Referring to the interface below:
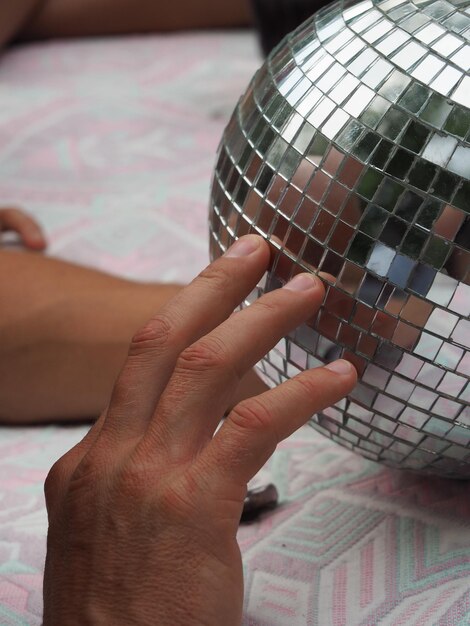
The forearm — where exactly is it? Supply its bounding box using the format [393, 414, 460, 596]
[20, 0, 252, 40]
[0, 0, 45, 47]
[0, 250, 180, 423]
[0, 250, 266, 423]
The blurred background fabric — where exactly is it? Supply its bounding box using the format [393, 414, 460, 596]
[0, 31, 469, 626]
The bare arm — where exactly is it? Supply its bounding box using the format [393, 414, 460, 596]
[0, 0, 45, 47]
[0, 248, 265, 424]
[0, 249, 180, 422]
[19, 0, 252, 40]
[0, 209, 266, 425]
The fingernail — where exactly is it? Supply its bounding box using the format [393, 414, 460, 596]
[325, 359, 354, 375]
[283, 273, 318, 291]
[225, 235, 261, 258]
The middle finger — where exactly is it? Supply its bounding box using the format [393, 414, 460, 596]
[149, 273, 324, 457]
[97, 234, 271, 444]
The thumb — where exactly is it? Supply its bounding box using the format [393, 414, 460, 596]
[0, 207, 47, 250]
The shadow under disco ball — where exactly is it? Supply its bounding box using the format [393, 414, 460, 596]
[209, 0, 470, 477]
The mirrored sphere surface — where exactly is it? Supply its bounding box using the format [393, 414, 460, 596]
[209, 0, 470, 477]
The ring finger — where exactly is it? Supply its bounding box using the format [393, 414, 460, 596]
[148, 272, 325, 457]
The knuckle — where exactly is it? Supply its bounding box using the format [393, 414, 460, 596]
[229, 398, 273, 434]
[177, 335, 230, 374]
[116, 465, 149, 500]
[197, 263, 233, 294]
[116, 448, 165, 501]
[129, 313, 174, 358]
[293, 373, 319, 398]
[44, 459, 65, 502]
[109, 370, 139, 411]
[44, 452, 76, 505]
[68, 450, 103, 489]
[252, 297, 278, 317]
[157, 476, 200, 519]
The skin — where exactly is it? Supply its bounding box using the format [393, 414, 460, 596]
[0, 0, 43, 47]
[21, 0, 252, 38]
[0, 1, 258, 424]
[0, 207, 47, 251]
[43, 234, 357, 625]
[3, 6, 450, 621]
[3, 8, 467, 621]
[0, 209, 265, 423]
[0, 0, 253, 46]
[0, 5, 353, 623]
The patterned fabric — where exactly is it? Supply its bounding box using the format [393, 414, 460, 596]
[0, 32, 469, 626]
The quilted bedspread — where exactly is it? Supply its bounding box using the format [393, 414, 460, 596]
[0, 31, 469, 626]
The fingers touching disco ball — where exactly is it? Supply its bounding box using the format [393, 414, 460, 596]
[209, 0, 470, 477]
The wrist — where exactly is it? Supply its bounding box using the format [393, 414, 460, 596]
[43, 537, 240, 626]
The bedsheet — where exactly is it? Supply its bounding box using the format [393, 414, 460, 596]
[0, 32, 469, 626]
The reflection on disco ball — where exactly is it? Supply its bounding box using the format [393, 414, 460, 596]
[209, 0, 470, 477]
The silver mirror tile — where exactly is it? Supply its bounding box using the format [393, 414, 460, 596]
[210, 0, 470, 477]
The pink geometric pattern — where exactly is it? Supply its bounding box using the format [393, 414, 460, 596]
[0, 33, 469, 626]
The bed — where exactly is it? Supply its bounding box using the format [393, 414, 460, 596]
[0, 30, 469, 625]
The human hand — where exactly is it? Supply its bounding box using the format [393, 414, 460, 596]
[0, 207, 47, 250]
[43, 234, 357, 626]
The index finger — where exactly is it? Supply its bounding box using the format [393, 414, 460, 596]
[99, 235, 271, 443]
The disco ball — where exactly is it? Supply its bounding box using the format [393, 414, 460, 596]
[209, 0, 470, 477]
